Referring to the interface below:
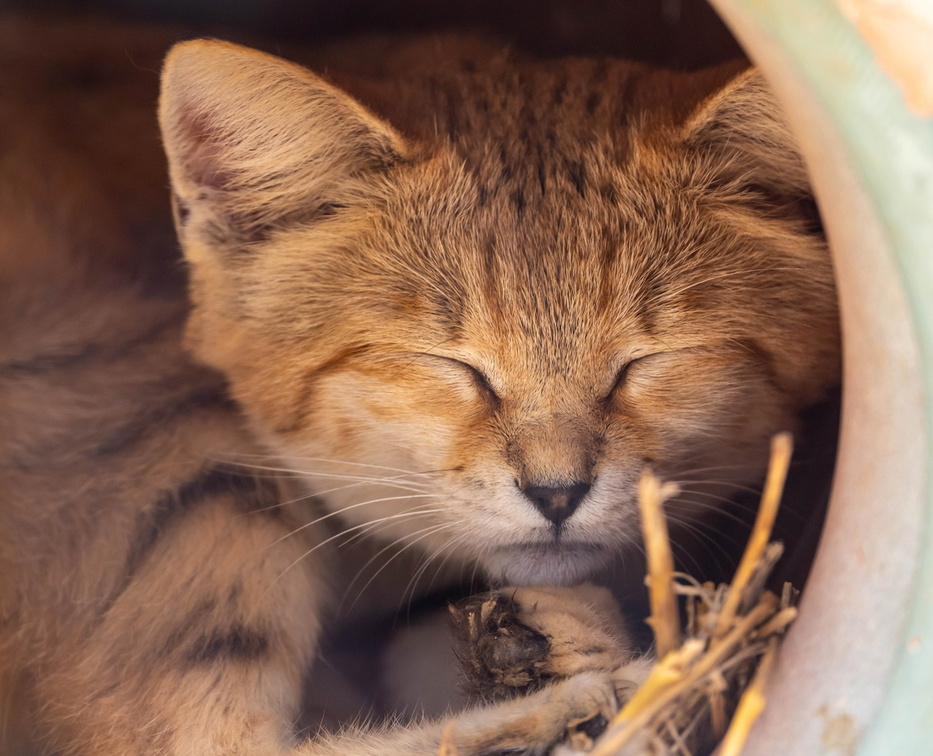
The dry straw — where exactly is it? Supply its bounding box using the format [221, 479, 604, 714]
[589, 432, 798, 756]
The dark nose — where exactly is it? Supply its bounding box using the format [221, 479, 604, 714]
[521, 482, 591, 528]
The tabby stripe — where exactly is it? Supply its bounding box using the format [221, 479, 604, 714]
[127, 465, 283, 575]
[91, 383, 234, 457]
[100, 466, 282, 616]
[183, 624, 270, 666]
[3, 315, 181, 375]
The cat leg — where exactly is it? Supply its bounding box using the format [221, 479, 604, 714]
[25, 486, 326, 756]
[306, 669, 620, 756]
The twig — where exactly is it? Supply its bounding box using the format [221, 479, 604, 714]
[755, 607, 798, 639]
[584, 434, 798, 756]
[715, 638, 778, 756]
[592, 595, 778, 756]
[638, 471, 681, 659]
[713, 433, 793, 639]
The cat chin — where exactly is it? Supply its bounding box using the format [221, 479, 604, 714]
[480, 543, 610, 587]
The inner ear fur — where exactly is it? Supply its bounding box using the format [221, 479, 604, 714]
[682, 68, 812, 203]
[159, 40, 408, 243]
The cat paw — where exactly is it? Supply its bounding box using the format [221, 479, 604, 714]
[450, 584, 649, 705]
[446, 670, 620, 756]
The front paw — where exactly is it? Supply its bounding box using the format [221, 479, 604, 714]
[450, 584, 644, 704]
[450, 590, 553, 702]
[445, 670, 620, 756]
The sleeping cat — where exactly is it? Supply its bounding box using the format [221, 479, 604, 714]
[0, 17, 839, 756]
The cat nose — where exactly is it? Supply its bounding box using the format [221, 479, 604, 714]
[521, 482, 591, 528]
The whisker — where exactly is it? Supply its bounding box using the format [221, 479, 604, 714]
[401, 530, 473, 615]
[266, 507, 447, 599]
[664, 514, 742, 575]
[222, 463, 434, 490]
[662, 522, 712, 577]
[340, 523, 453, 606]
[666, 496, 757, 531]
[668, 461, 767, 476]
[237, 477, 431, 520]
[220, 453, 453, 479]
[672, 478, 763, 497]
[340, 522, 458, 615]
[266, 493, 438, 550]
[673, 488, 807, 525]
[336, 506, 445, 548]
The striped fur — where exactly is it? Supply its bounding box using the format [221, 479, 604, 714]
[1, 18, 839, 756]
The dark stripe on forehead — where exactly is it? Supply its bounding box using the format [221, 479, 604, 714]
[482, 233, 502, 315]
[597, 227, 620, 311]
[430, 288, 466, 339]
[565, 159, 587, 199]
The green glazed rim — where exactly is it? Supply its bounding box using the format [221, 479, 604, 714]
[723, 0, 933, 751]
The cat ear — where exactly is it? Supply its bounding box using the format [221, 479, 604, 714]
[159, 40, 408, 246]
[682, 68, 810, 199]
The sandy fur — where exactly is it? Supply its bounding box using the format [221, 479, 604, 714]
[1, 17, 839, 755]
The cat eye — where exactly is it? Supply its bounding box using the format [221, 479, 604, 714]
[430, 355, 501, 405]
[456, 360, 501, 405]
[602, 354, 652, 402]
[603, 362, 634, 401]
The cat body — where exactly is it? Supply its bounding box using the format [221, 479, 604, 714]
[0, 15, 839, 755]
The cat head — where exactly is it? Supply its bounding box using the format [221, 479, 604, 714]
[159, 40, 839, 586]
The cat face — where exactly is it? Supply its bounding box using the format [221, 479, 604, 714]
[160, 41, 839, 585]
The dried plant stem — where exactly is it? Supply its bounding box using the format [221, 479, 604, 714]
[755, 606, 798, 639]
[592, 594, 779, 756]
[716, 638, 779, 756]
[638, 472, 681, 659]
[713, 433, 793, 639]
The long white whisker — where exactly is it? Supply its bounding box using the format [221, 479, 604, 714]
[674, 487, 807, 525]
[237, 477, 430, 520]
[220, 453, 452, 478]
[266, 493, 438, 550]
[665, 514, 741, 574]
[223, 463, 434, 490]
[340, 521, 454, 603]
[672, 478, 763, 497]
[340, 522, 457, 615]
[266, 507, 445, 598]
[666, 498, 756, 531]
[402, 530, 473, 614]
[336, 506, 445, 548]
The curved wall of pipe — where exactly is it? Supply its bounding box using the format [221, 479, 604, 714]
[706, 1, 933, 753]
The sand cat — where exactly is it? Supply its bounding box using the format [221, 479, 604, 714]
[0, 15, 839, 755]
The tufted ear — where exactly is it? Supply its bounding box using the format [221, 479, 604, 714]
[683, 69, 811, 201]
[158, 40, 408, 248]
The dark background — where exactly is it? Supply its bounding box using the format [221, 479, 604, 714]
[5, 0, 745, 69]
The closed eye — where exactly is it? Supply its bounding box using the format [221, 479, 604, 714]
[431, 356, 501, 405]
[602, 353, 655, 401]
[455, 360, 501, 405]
